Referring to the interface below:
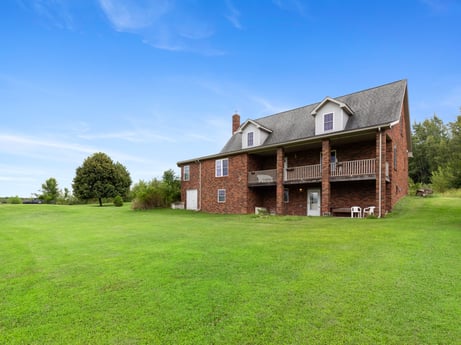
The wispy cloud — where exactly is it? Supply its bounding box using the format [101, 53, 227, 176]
[79, 129, 176, 143]
[419, 0, 459, 13]
[98, 0, 227, 55]
[249, 95, 290, 115]
[19, 0, 75, 30]
[98, 0, 170, 31]
[272, 0, 307, 16]
[225, 0, 242, 30]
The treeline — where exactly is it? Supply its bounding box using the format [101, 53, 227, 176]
[409, 112, 461, 192]
[18, 152, 181, 209]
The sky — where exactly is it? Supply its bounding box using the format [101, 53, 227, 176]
[1, 0, 460, 197]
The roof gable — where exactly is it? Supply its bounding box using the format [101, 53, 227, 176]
[238, 119, 272, 133]
[310, 97, 354, 116]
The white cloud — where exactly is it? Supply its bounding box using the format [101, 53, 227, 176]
[98, 0, 170, 31]
[272, 0, 307, 16]
[225, 0, 242, 30]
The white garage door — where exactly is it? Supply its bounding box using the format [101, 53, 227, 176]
[186, 189, 198, 210]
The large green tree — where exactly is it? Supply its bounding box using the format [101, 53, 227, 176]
[409, 114, 450, 184]
[72, 152, 132, 206]
[39, 177, 60, 204]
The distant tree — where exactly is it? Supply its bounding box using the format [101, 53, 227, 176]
[39, 177, 60, 204]
[447, 114, 461, 188]
[72, 152, 132, 206]
[409, 114, 449, 184]
[161, 169, 181, 205]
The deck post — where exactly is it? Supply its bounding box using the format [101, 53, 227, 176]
[276, 147, 285, 215]
[321, 139, 331, 216]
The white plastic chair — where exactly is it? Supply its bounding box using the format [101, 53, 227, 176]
[351, 206, 362, 218]
[363, 206, 376, 217]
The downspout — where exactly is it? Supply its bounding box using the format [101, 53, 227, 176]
[378, 128, 382, 218]
[195, 159, 202, 211]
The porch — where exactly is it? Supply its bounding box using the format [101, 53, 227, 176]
[248, 158, 379, 186]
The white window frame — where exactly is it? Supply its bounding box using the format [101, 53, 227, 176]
[247, 131, 254, 147]
[323, 112, 334, 132]
[215, 158, 229, 177]
[217, 189, 226, 203]
[183, 165, 190, 181]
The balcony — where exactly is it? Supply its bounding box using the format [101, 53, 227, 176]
[248, 169, 277, 186]
[248, 159, 377, 186]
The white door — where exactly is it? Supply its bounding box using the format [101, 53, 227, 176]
[186, 189, 198, 210]
[307, 189, 321, 216]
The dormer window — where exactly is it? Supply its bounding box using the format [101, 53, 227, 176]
[247, 132, 254, 147]
[324, 113, 334, 131]
[238, 120, 272, 149]
[311, 97, 354, 135]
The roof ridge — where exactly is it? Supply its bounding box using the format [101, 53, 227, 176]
[251, 79, 406, 122]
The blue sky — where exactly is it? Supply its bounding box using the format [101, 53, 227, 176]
[1, 0, 460, 197]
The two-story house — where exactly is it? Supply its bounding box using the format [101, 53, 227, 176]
[177, 80, 411, 217]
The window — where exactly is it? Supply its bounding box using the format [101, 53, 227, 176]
[183, 165, 190, 181]
[324, 112, 334, 131]
[284, 188, 289, 203]
[215, 158, 229, 177]
[217, 189, 226, 203]
[394, 145, 397, 170]
[247, 132, 254, 147]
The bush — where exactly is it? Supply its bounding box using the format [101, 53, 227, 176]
[8, 196, 22, 204]
[113, 195, 124, 207]
[131, 179, 164, 210]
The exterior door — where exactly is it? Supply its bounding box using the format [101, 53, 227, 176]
[307, 189, 321, 216]
[186, 189, 198, 210]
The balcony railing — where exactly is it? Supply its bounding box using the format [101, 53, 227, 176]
[285, 164, 321, 182]
[330, 158, 376, 178]
[249, 159, 378, 185]
[248, 169, 277, 185]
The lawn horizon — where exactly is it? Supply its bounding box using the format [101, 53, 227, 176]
[1, 196, 460, 344]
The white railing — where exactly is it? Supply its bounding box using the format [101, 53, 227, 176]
[330, 158, 376, 177]
[248, 159, 377, 185]
[285, 164, 321, 182]
[248, 169, 277, 184]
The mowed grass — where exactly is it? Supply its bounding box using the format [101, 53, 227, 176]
[1, 197, 460, 344]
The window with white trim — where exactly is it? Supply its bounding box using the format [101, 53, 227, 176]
[284, 188, 289, 203]
[217, 189, 226, 203]
[247, 132, 254, 147]
[183, 165, 190, 181]
[324, 112, 334, 131]
[215, 158, 229, 177]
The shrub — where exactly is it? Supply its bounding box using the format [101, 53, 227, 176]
[8, 196, 22, 204]
[113, 195, 124, 207]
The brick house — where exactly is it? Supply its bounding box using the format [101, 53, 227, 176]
[177, 80, 412, 217]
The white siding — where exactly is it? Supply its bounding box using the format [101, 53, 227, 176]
[314, 102, 350, 135]
[242, 123, 269, 148]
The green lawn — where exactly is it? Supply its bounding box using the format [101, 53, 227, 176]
[1, 196, 460, 344]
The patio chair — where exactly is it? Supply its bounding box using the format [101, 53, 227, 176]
[351, 206, 362, 218]
[363, 206, 376, 217]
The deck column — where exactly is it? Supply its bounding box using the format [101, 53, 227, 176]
[376, 130, 387, 217]
[276, 147, 285, 215]
[321, 139, 331, 215]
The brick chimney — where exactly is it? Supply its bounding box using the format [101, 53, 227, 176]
[232, 113, 240, 134]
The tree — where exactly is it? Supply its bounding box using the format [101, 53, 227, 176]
[447, 114, 461, 188]
[72, 152, 132, 206]
[161, 169, 181, 206]
[39, 177, 60, 204]
[409, 115, 449, 184]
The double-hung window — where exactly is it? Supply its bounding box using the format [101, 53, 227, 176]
[183, 165, 190, 181]
[217, 189, 226, 203]
[215, 158, 229, 177]
[247, 132, 254, 147]
[324, 112, 334, 131]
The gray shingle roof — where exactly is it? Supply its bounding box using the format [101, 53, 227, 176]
[220, 79, 407, 154]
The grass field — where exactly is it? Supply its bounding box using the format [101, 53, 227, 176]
[1, 196, 460, 344]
